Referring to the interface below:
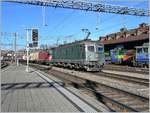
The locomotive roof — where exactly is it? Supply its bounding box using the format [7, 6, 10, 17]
[135, 46, 149, 48]
[135, 42, 149, 48]
[53, 39, 101, 49]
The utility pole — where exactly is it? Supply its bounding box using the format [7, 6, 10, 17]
[56, 37, 60, 46]
[25, 29, 30, 72]
[14, 32, 17, 64]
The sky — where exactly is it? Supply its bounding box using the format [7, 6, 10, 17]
[1, 0, 149, 50]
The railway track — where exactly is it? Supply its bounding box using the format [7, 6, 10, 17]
[94, 72, 149, 86]
[104, 64, 149, 75]
[29, 63, 149, 112]
[1, 62, 8, 69]
[46, 70, 149, 112]
[32, 69, 100, 112]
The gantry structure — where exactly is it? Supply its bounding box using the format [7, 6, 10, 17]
[3, 0, 149, 16]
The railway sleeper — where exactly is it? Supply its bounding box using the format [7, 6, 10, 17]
[87, 90, 139, 112]
[99, 92, 118, 96]
[97, 92, 130, 99]
[105, 94, 126, 99]
[96, 87, 113, 92]
[129, 105, 149, 111]
[117, 97, 148, 104]
[116, 97, 137, 102]
[130, 103, 149, 108]
[121, 99, 145, 105]
[99, 96, 138, 112]
[124, 102, 148, 109]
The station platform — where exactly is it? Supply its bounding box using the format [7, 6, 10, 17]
[1, 65, 94, 112]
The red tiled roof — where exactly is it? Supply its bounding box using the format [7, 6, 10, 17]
[100, 34, 149, 45]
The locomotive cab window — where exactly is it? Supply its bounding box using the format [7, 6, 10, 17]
[118, 50, 125, 55]
[88, 46, 95, 52]
[137, 48, 143, 53]
[98, 47, 103, 53]
[143, 48, 148, 53]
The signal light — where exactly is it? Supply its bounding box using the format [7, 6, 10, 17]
[32, 29, 38, 41]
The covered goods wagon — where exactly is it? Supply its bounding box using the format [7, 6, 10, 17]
[30, 51, 52, 64]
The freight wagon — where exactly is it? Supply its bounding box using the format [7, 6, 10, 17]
[29, 51, 52, 65]
[50, 39, 105, 71]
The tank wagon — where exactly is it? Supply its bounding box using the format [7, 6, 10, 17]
[50, 39, 105, 71]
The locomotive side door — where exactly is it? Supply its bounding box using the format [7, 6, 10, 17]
[97, 45, 105, 65]
[85, 44, 96, 61]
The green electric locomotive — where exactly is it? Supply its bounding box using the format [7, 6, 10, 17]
[50, 39, 105, 71]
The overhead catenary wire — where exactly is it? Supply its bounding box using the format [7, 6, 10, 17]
[50, 9, 76, 34]
[2, 0, 146, 48]
[92, 1, 148, 36]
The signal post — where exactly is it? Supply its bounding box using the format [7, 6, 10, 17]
[25, 28, 38, 72]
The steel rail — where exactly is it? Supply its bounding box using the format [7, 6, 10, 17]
[104, 64, 149, 74]
[33, 69, 98, 112]
[94, 72, 149, 86]
[29, 63, 148, 112]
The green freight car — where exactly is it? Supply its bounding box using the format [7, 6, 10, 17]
[50, 39, 105, 71]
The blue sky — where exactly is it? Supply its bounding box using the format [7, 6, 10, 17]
[1, 0, 149, 50]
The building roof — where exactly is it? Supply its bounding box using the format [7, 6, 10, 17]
[100, 23, 149, 45]
[101, 34, 149, 45]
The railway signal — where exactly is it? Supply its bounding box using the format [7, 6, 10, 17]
[32, 29, 38, 42]
[33, 41, 38, 47]
[32, 29, 38, 47]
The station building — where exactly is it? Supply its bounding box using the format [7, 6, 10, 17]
[99, 23, 149, 51]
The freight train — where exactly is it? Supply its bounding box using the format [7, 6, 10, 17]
[50, 39, 105, 71]
[28, 39, 105, 71]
